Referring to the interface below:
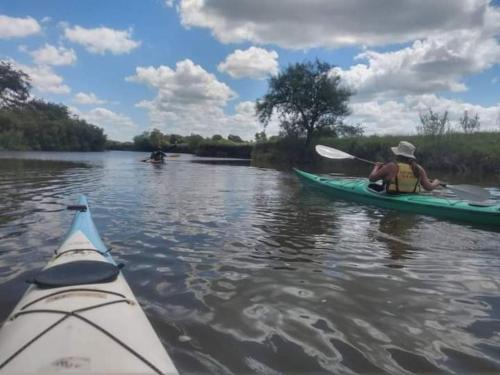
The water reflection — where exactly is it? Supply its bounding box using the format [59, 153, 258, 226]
[376, 213, 418, 264]
[1, 151, 500, 373]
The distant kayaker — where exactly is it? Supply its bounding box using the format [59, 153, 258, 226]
[369, 141, 441, 193]
[150, 148, 166, 162]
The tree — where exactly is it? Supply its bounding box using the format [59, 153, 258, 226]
[150, 128, 166, 148]
[185, 133, 204, 150]
[212, 134, 223, 141]
[228, 134, 243, 143]
[417, 109, 449, 136]
[254, 131, 267, 142]
[335, 122, 364, 137]
[169, 134, 183, 144]
[133, 131, 153, 150]
[256, 60, 352, 146]
[27, 99, 70, 120]
[0, 61, 31, 108]
[459, 110, 480, 134]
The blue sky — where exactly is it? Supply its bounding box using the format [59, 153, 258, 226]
[1, 0, 499, 141]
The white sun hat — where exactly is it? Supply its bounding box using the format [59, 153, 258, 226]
[391, 141, 416, 159]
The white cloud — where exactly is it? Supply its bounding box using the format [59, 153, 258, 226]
[350, 95, 500, 135]
[177, 0, 494, 49]
[64, 25, 141, 54]
[14, 62, 70, 94]
[0, 15, 41, 39]
[226, 101, 280, 138]
[332, 25, 500, 99]
[314, 4, 500, 135]
[30, 44, 77, 66]
[126, 59, 275, 138]
[226, 101, 262, 138]
[218, 47, 278, 79]
[78, 107, 138, 141]
[74, 92, 106, 105]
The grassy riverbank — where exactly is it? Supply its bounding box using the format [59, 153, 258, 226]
[252, 132, 500, 174]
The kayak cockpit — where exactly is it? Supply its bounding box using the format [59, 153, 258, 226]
[31, 260, 121, 289]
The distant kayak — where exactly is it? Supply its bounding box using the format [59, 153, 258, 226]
[142, 159, 165, 164]
[295, 168, 500, 226]
[0, 196, 178, 374]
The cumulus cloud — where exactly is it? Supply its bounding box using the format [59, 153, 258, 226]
[64, 25, 141, 54]
[78, 107, 138, 141]
[224, 101, 262, 138]
[30, 44, 77, 66]
[0, 15, 41, 39]
[74, 92, 106, 105]
[14, 62, 70, 94]
[127, 59, 246, 136]
[350, 95, 500, 135]
[332, 24, 500, 99]
[218, 47, 278, 79]
[176, 0, 493, 49]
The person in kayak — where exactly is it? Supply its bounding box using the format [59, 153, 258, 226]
[369, 141, 441, 193]
[150, 147, 166, 162]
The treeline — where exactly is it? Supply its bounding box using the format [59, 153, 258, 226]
[0, 61, 106, 151]
[252, 131, 500, 174]
[107, 129, 253, 158]
[0, 100, 106, 151]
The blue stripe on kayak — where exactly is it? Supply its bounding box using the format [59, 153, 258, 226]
[66, 195, 115, 264]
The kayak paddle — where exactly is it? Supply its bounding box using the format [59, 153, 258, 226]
[315, 145, 375, 165]
[315, 144, 491, 202]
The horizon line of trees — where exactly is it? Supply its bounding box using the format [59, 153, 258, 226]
[0, 60, 106, 151]
[122, 129, 253, 158]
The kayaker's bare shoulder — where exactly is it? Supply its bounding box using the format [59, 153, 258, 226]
[369, 161, 397, 182]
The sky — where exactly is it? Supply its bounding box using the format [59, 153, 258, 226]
[0, 0, 499, 141]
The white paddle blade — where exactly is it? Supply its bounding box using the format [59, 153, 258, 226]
[446, 184, 491, 202]
[315, 145, 355, 160]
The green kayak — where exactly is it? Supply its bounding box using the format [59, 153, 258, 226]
[294, 168, 500, 226]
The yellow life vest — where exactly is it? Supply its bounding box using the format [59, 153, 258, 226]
[386, 163, 421, 193]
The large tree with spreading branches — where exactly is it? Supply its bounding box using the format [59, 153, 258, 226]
[256, 60, 353, 146]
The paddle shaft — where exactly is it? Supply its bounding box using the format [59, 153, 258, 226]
[353, 156, 376, 165]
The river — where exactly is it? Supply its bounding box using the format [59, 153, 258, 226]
[1, 151, 500, 374]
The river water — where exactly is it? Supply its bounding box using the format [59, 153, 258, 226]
[1, 151, 500, 374]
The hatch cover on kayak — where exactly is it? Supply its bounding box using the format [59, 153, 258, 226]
[32, 261, 120, 289]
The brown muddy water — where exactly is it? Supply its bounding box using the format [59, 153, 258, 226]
[1, 151, 500, 374]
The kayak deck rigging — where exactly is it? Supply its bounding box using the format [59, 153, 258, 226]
[2, 298, 166, 375]
[0, 196, 178, 374]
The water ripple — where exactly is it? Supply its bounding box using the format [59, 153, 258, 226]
[1, 151, 500, 373]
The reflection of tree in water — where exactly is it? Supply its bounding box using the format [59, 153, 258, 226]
[0, 158, 91, 224]
[373, 211, 418, 265]
[250, 177, 340, 270]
